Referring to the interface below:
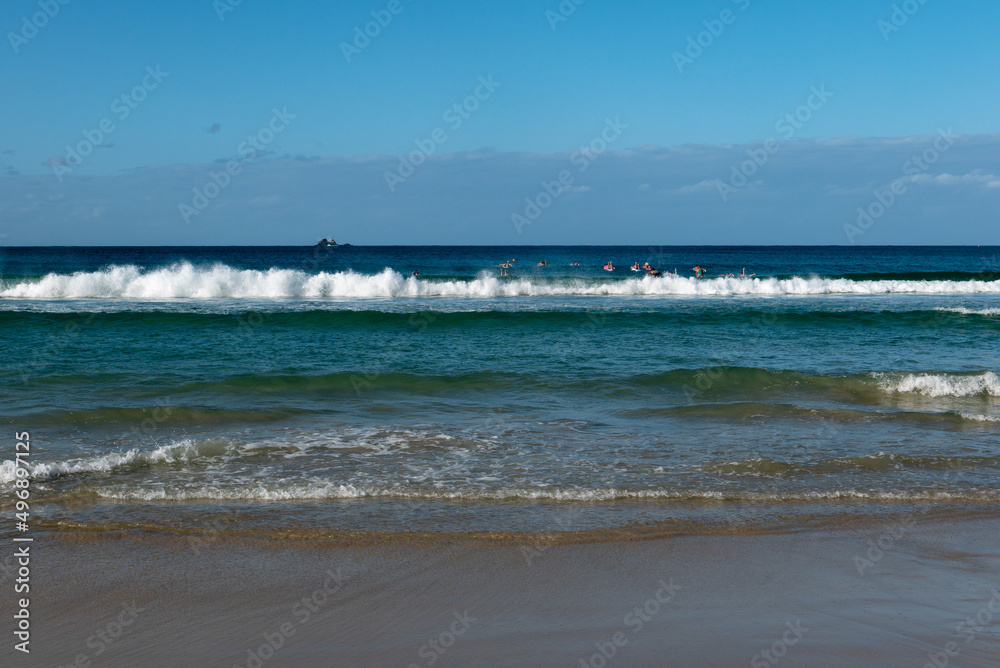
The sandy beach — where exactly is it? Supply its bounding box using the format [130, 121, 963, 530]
[3, 513, 997, 667]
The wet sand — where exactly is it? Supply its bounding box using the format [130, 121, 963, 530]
[3, 515, 999, 667]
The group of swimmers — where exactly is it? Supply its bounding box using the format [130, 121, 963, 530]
[624, 261, 674, 277]
[494, 258, 755, 279]
[497, 258, 551, 275]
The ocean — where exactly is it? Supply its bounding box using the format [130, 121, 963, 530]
[2, 245, 999, 540]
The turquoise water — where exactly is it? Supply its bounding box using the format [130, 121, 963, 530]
[1, 246, 999, 536]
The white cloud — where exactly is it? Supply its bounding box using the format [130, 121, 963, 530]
[910, 170, 1000, 188]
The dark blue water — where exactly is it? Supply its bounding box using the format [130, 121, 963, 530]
[4, 245, 999, 280]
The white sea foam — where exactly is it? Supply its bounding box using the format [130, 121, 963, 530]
[957, 411, 1000, 423]
[87, 485, 1000, 503]
[0, 430, 472, 486]
[934, 307, 1000, 316]
[878, 371, 1000, 398]
[5, 440, 997, 503]
[4, 263, 1000, 299]
[0, 439, 232, 484]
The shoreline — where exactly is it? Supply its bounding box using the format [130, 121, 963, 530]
[15, 500, 1000, 544]
[4, 514, 998, 666]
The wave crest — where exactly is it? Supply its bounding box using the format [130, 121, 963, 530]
[0, 439, 233, 484]
[935, 307, 1000, 316]
[4, 263, 1000, 299]
[879, 371, 1000, 397]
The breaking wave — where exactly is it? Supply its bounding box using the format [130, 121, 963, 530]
[0, 439, 233, 484]
[4, 263, 1000, 299]
[935, 307, 1000, 316]
[878, 371, 1000, 398]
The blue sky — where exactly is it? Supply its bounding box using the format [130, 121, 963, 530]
[2, 0, 999, 245]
